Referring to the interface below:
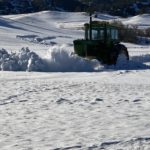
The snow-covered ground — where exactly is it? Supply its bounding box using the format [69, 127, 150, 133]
[0, 11, 150, 150]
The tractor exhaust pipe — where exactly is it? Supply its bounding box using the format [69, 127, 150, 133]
[89, 2, 92, 40]
[89, 11, 92, 40]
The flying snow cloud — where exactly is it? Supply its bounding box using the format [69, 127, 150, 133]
[0, 45, 100, 72]
[44, 45, 100, 72]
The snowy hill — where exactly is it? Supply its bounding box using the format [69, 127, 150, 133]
[0, 11, 87, 54]
[122, 14, 150, 28]
[0, 11, 150, 150]
[96, 13, 150, 29]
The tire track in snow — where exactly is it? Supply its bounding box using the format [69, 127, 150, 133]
[0, 90, 38, 106]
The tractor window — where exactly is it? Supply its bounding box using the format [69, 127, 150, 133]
[87, 29, 98, 40]
[87, 28, 105, 40]
[88, 29, 104, 40]
[92, 29, 98, 40]
[107, 29, 111, 38]
[111, 29, 118, 40]
[99, 30, 104, 40]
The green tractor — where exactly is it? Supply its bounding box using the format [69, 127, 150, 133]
[73, 17, 129, 65]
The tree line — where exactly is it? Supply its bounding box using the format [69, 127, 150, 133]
[110, 20, 150, 44]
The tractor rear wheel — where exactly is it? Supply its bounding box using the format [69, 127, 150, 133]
[113, 44, 129, 65]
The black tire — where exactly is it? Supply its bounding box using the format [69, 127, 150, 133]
[112, 44, 129, 65]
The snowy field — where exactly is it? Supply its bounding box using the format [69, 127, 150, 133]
[0, 11, 150, 150]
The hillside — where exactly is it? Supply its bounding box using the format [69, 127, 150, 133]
[80, 0, 150, 16]
[0, 0, 150, 16]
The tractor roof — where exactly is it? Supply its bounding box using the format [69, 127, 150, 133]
[84, 21, 117, 29]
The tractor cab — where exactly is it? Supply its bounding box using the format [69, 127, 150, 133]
[84, 21, 119, 43]
[73, 21, 129, 65]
